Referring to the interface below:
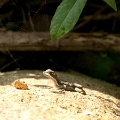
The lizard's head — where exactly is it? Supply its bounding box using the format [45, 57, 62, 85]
[43, 69, 58, 80]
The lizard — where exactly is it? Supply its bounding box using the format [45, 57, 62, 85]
[43, 69, 86, 95]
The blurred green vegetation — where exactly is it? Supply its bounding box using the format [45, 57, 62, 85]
[91, 50, 120, 81]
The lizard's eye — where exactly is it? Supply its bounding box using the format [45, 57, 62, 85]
[50, 72, 55, 75]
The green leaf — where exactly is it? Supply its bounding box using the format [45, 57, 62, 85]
[50, 0, 87, 40]
[103, 0, 117, 11]
[91, 53, 114, 80]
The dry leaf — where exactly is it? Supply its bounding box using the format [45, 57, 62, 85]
[13, 79, 29, 90]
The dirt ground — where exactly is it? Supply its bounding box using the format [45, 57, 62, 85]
[0, 70, 120, 120]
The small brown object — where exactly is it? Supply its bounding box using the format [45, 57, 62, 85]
[13, 79, 29, 90]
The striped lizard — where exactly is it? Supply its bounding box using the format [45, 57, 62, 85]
[43, 69, 86, 95]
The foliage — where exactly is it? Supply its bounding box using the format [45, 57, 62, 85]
[91, 50, 120, 81]
[50, 0, 87, 40]
[50, 0, 117, 40]
[91, 53, 114, 80]
[103, 0, 117, 11]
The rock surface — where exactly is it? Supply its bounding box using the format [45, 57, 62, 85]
[0, 70, 120, 120]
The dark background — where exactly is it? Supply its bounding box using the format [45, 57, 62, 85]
[0, 0, 120, 86]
